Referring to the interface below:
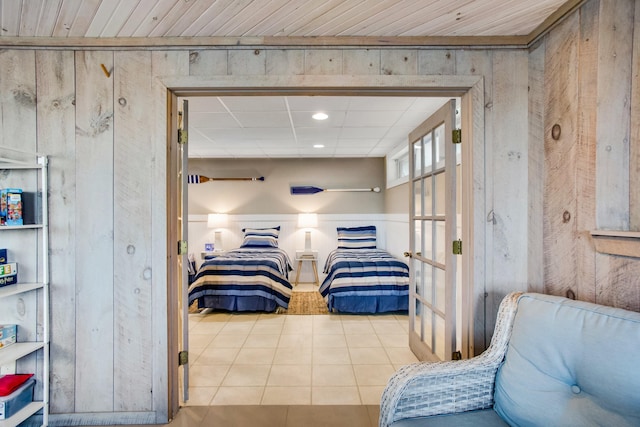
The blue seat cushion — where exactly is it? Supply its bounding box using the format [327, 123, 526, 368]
[390, 409, 508, 427]
[494, 293, 640, 427]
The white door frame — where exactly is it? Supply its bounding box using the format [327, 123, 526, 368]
[163, 74, 485, 414]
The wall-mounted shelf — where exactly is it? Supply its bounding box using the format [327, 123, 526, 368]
[590, 230, 640, 258]
[0, 225, 44, 230]
[0, 149, 49, 427]
[0, 402, 45, 427]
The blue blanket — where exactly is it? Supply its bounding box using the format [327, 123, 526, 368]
[319, 249, 409, 313]
[188, 247, 293, 312]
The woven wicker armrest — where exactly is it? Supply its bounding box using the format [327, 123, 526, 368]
[379, 354, 501, 426]
[379, 292, 522, 427]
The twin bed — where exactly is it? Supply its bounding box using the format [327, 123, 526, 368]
[188, 225, 409, 314]
[188, 227, 293, 312]
[319, 226, 409, 313]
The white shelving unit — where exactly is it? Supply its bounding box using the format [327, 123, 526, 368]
[0, 150, 49, 427]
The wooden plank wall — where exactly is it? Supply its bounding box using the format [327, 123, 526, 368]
[633, 0, 640, 233]
[74, 50, 115, 412]
[540, 0, 640, 311]
[35, 50, 76, 413]
[113, 51, 154, 412]
[1, 0, 637, 422]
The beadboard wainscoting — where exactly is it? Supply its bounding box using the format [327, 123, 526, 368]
[188, 214, 409, 283]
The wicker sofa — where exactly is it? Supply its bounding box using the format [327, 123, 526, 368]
[379, 292, 640, 427]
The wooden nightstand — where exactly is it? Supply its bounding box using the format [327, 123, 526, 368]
[294, 250, 319, 286]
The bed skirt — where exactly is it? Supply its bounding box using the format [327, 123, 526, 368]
[328, 294, 408, 314]
[195, 295, 279, 312]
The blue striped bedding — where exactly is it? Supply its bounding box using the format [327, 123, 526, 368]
[188, 247, 293, 312]
[319, 249, 409, 314]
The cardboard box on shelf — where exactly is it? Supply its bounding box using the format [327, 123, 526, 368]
[0, 189, 23, 226]
[0, 324, 17, 349]
[0, 263, 16, 277]
[0, 263, 17, 288]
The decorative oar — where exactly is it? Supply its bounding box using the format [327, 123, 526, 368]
[188, 174, 265, 184]
[290, 185, 381, 195]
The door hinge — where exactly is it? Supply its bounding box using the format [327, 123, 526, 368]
[452, 239, 462, 255]
[178, 129, 188, 145]
[178, 240, 188, 255]
[178, 351, 188, 366]
[452, 350, 462, 360]
[452, 128, 462, 144]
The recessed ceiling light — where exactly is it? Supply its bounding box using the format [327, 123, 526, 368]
[313, 144, 325, 149]
[312, 112, 328, 120]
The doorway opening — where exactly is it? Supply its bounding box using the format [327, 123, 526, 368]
[165, 77, 484, 416]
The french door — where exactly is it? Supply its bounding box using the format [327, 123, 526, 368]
[408, 99, 462, 362]
[178, 100, 190, 403]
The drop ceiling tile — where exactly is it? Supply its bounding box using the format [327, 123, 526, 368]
[409, 97, 452, 112]
[286, 97, 350, 111]
[333, 146, 374, 156]
[296, 127, 341, 141]
[234, 111, 292, 128]
[347, 97, 416, 111]
[382, 126, 415, 139]
[263, 149, 301, 158]
[219, 96, 287, 112]
[368, 147, 393, 156]
[226, 148, 269, 157]
[380, 139, 406, 150]
[186, 97, 228, 113]
[188, 128, 214, 142]
[339, 127, 389, 139]
[344, 110, 404, 127]
[257, 142, 301, 150]
[336, 138, 383, 147]
[290, 111, 347, 127]
[185, 95, 451, 158]
[201, 128, 294, 141]
[190, 112, 240, 129]
[189, 146, 234, 157]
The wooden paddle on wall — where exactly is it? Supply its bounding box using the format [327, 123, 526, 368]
[188, 174, 265, 184]
[290, 185, 381, 195]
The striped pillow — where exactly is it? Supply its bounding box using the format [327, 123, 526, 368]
[240, 226, 280, 248]
[337, 226, 376, 249]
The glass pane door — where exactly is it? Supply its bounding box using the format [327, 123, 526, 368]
[408, 99, 458, 362]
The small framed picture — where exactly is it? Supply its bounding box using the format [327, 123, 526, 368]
[204, 243, 214, 251]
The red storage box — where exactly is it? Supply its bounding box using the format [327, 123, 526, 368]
[0, 377, 35, 420]
[0, 374, 33, 397]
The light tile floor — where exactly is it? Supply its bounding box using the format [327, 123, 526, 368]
[121, 405, 381, 427]
[185, 286, 418, 407]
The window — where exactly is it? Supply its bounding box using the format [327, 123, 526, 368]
[386, 145, 410, 188]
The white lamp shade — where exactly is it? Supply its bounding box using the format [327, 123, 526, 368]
[298, 213, 318, 228]
[207, 213, 228, 229]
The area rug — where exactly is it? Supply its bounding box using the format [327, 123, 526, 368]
[287, 291, 329, 315]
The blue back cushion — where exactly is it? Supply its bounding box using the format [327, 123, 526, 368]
[494, 293, 640, 427]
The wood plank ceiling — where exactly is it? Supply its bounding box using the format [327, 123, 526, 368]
[0, 0, 582, 158]
[0, 0, 582, 47]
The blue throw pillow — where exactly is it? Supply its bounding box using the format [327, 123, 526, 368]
[337, 225, 376, 249]
[241, 226, 280, 248]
